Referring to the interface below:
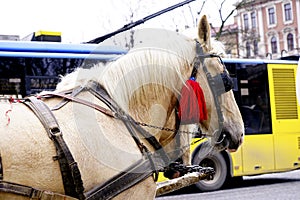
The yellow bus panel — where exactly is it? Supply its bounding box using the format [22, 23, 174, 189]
[268, 64, 300, 134]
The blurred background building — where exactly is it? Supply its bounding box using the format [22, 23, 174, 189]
[0, 35, 19, 41]
[233, 0, 299, 59]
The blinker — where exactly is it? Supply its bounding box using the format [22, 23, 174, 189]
[212, 71, 234, 96]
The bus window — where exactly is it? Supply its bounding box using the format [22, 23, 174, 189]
[0, 56, 86, 96]
[227, 62, 272, 134]
[238, 64, 272, 134]
[0, 41, 127, 96]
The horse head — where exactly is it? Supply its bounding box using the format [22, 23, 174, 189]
[195, 15, 244, 151]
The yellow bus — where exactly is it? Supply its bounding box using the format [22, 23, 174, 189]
[22, 30, 62, 42]
[190, 58, 300, 191]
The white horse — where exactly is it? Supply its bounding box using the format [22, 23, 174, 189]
[0, 15, 244, 200]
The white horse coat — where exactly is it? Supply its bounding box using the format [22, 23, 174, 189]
[0, 15, 243, 200]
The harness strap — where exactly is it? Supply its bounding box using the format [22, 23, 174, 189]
[87, 81, 170, 164]
[42, 81, 171, 166]
[51, 86, 85, 111]
[190, 41, 204, 79]
[86, 82, 170, 179]
[32, 82, 169, 198]
[24, 96, 85, 200]
[44, 91, 115, 118]
[191, 41, 232, 145]
[0, 181, 78, 200]
[85, 157, 160, 200]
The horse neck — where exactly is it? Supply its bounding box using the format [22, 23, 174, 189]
[99, 49, 193, 129]
[128, 84, 179, 129]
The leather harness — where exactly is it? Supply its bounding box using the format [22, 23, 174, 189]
[0, 81, 171, 200]
[0, 42, 232, 199]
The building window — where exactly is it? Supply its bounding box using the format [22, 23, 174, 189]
[268, 7, 275, 25]
[284, 3, 292, 21]
[246, 42, 251, 57]
[244, 13, 249, 30]
[287, 33, 294, 51]
[271, 36, 277, 53]
[253, 40, 258, 55]
[251, 12, 256, 28]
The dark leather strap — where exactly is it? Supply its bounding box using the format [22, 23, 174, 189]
[42, 81, 171, 165]
[0, 181, 77, 200]
[42, 91, 115, 118]
[86, 81, 169, 180]
[33, 81, 173, 198]
[87, 81, 170, 165]
[51, 86, 85, 111]
[85, 156, 161, 200]
[24, 96, 85, 200]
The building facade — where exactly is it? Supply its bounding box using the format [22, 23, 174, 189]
[234, 0, 300, 59]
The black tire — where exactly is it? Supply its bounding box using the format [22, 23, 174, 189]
[192, 148, 227, 192]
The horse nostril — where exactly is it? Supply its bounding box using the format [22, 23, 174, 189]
[239, 138, 243, 146]
[240, 133, 244, 145]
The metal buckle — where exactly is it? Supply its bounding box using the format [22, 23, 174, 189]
[49, 127, 62, 137]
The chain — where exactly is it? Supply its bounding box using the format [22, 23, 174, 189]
[115, 113, 206, 137]
[136, 121, 199, 135]
[3, 96, 206, 138]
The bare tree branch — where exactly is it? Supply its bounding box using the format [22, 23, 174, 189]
[219, 0, 226, 22]
[188, 4, 196, 27]
[197, 0, 206, 16]
[215, 0, 246, 40]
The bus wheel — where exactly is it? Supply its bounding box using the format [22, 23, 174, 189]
[192, 150, 227, 192]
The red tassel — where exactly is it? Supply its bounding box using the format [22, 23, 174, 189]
[178, 79, 207, 124]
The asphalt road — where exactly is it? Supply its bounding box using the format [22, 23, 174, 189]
[156, 169, 300, 200]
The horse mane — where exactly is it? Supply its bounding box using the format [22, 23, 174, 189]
[55, 31, 226, 111]
[56, 34, 196, 109]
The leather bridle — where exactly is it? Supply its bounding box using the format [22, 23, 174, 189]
[191, 41, 234, 145]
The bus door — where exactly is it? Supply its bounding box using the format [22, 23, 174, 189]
[231, 62, 275, 174]
[268, 63, 300, 170]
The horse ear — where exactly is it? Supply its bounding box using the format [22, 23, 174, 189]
[198, 15, 212, 52]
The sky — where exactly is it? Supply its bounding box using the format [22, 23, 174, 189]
[0, 0, 237, 43]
